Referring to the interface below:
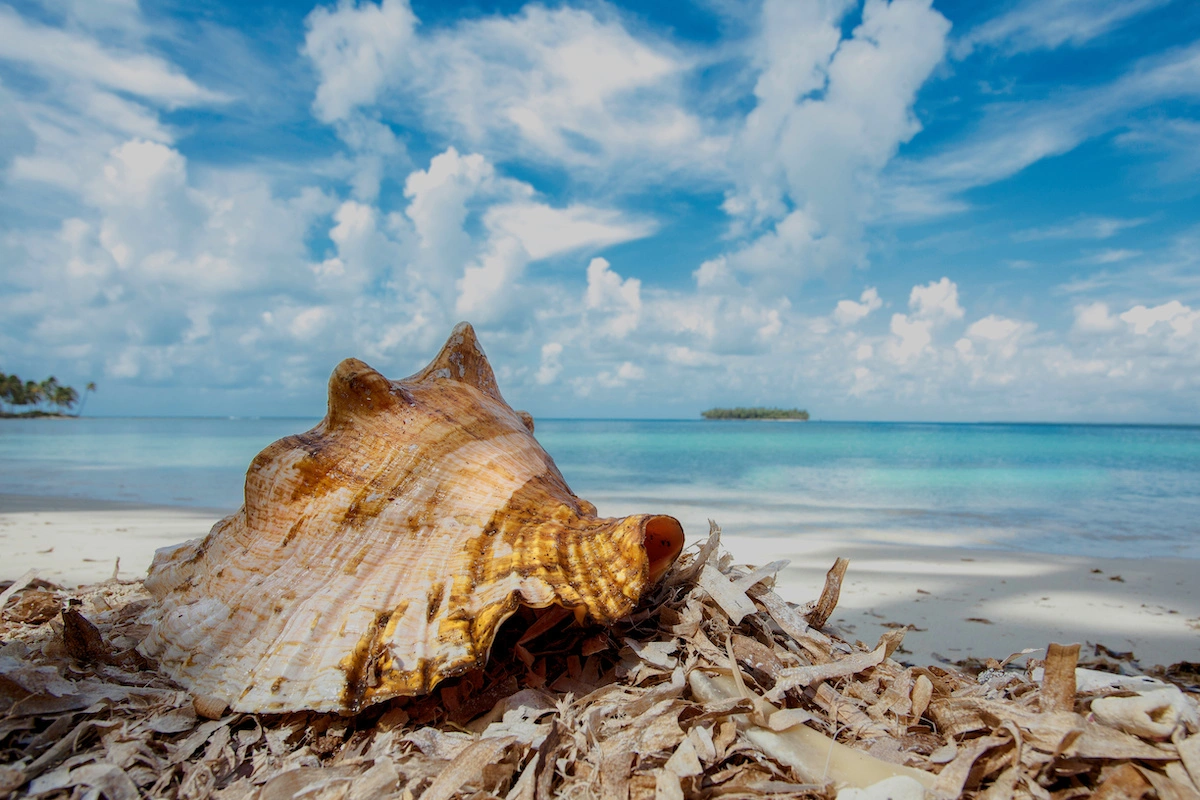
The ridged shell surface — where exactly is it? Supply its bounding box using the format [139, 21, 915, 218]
[139, 323, 684, 713]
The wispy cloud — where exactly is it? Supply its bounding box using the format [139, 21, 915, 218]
[955, 0, 1170, 57]
[1013, 215, 1148, 241]
[890, 42, 1200, 215]
[1083, 248, 1142, 264]
[1116, 117, 1200, 178]
[0, 5, 225, 106]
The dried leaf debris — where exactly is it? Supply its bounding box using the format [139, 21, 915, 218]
[2, 523, 1198, 799]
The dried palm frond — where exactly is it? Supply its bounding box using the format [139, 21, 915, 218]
[2, 523, 1197, 799]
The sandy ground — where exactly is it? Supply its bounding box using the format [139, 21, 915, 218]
[2, 493, 1197, 669]
[733, 533, 1200, 670]
[0, 495, 228, 586]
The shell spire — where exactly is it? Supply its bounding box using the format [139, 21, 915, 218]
[139, 323, 684, 713]
[408, 321, 505, 402]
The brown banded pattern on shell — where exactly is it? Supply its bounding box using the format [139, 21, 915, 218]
[138, 323, 684, 713]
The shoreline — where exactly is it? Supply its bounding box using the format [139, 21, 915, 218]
[2, 493, 1197, 669]
[0, 494, 231, 586]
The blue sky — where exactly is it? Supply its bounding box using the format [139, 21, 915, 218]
[1, 0, 1198, 421]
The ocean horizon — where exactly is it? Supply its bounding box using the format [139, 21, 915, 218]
[3, 416, 1198, 561]
[17, 414, 1200, 426]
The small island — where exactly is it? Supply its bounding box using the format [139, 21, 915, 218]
[1, 372, 95, 418]
[701, 407, 809, 420]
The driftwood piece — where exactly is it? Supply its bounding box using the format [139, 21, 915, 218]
[1041, 641, 1081, 713]
[806, 557, 849, 629]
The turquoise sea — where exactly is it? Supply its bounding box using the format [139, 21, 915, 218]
[1, 417, 1198, 559]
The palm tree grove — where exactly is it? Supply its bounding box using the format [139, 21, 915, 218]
[0, 372, 95, 417]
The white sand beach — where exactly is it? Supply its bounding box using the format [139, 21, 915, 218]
[2, 493, 1197, 669]
[0, 495, 227, 586]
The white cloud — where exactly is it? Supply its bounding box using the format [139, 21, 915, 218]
[535, 342, 563, 385]
[1120, 301, 1199, 336]
[594, 361, 645, 389]
[0, 6, 223, 106]
[724, 0, 950, 284]
[322, 199, 408, 295]
[1013, 215, 1148, 242]
[1073, 302, 1121, 333]
[850, 365, 879, 396]
[663, 345, 721, 368]
[394, 149, 657, 325]
[886, 313, 933, 364]
[966, 315, 1024, 341]
[456, 237, 528, 322]
[585, 257, 642, 339]
[909, 277, 964, 320]
[834, 287, 882, 325]
[35, 0, 149, 37]
[402, 146, 493, 303]
[302, 0, 417, 124]
[91, 139, 186, 206]
[485, 203, 654, 261]
[894, 45, 1200, 212]
[693, 257, 737, 291]
[1085, 249, 1141, 265]
[299, 0, 955, 305]
[302, 0, 722, 181]
[332, 116, 409, 203]
[1116, 118, 1200, 179]
[882, 278, 964, 365]
[956, 0, 1168, 56]
[962, 314, 1033, 360]
[289, 306, 332, 339]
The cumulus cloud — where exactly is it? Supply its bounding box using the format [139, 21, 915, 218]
[1120, 300, 1199, 336]
[1073, 302, 1121, 333]
[887, 313, 934, 365]
[535, 342, 564, 385]
[723, 0, 950, 286]
[598, 361, 645, 388]
[302, 0, 722, 181]
[834, 287, 883, 325]
[585, 258, 642, 339]
[0, 1, 229, 248]
[303, 0, 417, 124]
[883, 278, 963, 365]
[3, 0, 1198, 423]
[909, 277, 964, 321]
[958, 314, 1035, 366]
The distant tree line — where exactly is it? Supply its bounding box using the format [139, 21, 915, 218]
[701, 407, 809, 420]
[0, 372, 96, 417]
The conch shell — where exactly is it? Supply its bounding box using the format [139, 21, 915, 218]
[139, 323, 684, 713]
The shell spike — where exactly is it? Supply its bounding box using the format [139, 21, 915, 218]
[408, 321, 504, 403]
[327, 358, 409, 425]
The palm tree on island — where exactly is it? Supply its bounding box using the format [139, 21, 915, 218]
[54, 384, 79, 414]
[0, 371, 93, 417]
[76, 382, 96, 417]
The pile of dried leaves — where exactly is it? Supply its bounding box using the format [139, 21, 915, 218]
[2, 524, 1199, 799]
